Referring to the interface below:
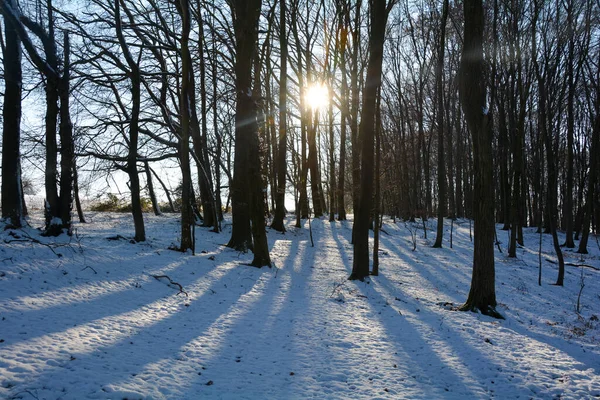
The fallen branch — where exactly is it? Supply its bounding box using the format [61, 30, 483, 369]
[151, 274, 189, 297]
[4, 231, 64, 257]
[545, 258, 599, 271]
[106, 234, 129, 241]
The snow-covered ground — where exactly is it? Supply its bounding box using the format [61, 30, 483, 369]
[0, 212, 599, 399]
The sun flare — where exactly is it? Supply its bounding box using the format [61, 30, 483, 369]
[304, 83, 329, 110]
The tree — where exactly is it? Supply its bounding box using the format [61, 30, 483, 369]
[227, 0, 271, 267]
[271, 0, 288, 232]
[1, 0, 74, 235]
[458, 0, 502, 318]
[433, 0, 449, 249]
[178, 0, 194, 252]
[0, 0, 24, 228]
[349, 0, 393, 281]
[115, 0, 146, 242]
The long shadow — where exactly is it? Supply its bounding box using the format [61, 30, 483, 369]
[368, 221, 600, 397]
[0, 234, 191, 303]
[328, 223, 485, 397]
[175, 228, 317, 399]
[363, 276, 535, 398]
[0, 258, 208, 346]
[3, 259, 267, 399]
[378, 234, 471, 303]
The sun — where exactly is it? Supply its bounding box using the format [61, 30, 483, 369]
[304, 83, 329, 111]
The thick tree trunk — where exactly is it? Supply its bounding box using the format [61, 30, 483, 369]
[228, 0, 271, 269]
[458, 0, 502, 318]
[1, 0, 24, 228]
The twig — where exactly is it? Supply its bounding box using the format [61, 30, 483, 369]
[330, 280, 347, 298]
[81, 265, 97, 274]
[151, 274, 189, 297]
[576, 268, 585, 313]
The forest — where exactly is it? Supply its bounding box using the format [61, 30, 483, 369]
[1, 0, 600, 398]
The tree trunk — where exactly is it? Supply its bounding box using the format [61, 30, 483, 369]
[73, 164, 86, 223]
[336, 2, 349, 221]
[178, 0, 194, 252]
[308, 111, 323, 218]
[58, 31, 74, 234]
[144, 161, 161, 216]
[433, 0, 449, 249]
[578, 66, 600, 254]
[1, 0, 24, 228]
[350, 0, 362, 219]
[271, 0, 287, 232]
[458, 0, 502, 318]
[228, 0, 269, 266]
[115, 0, 145, 242]
[349, 0, 389, 281]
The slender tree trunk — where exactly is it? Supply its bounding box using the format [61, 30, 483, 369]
[73, 164, 86, 223]
[150, 167, 175, 212]
[116, 0, 145, 242]
[328, 100, 336, 222]
[564, 0, 576, 248]
[337, 3, 349, 221]
[144, 161, 161, 216]
[308, 111, 323, 217]
[350, 0, 362, 219]
[372, 88, 382, 276]
[532, 4, 564, 285]
[43, 2, 60, 233]
[578, 65, 600, 254]
[178, 0, 194, 251]
[58, 31, 74, 233]
[433, 0, 449, 248]
[271, 0, 288, 232]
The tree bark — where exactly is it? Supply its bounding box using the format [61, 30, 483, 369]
[433, 0, 448, 249]
[349, 0, 390, 281]
[58, 31, 74, 233]
[1, 0, 24, 228]
[271, 0, 287, 232]
[116, 0, 145, 242]
[458, 0, 502, 318]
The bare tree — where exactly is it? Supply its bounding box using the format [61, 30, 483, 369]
[458, 0, 502, 318]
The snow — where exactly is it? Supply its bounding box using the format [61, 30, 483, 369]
[0, 212, 599, 399]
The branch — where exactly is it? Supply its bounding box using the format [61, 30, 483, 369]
[151, 274, 189, 297]
[545, 258, 599, 271]
[0, 2, 59, 79]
